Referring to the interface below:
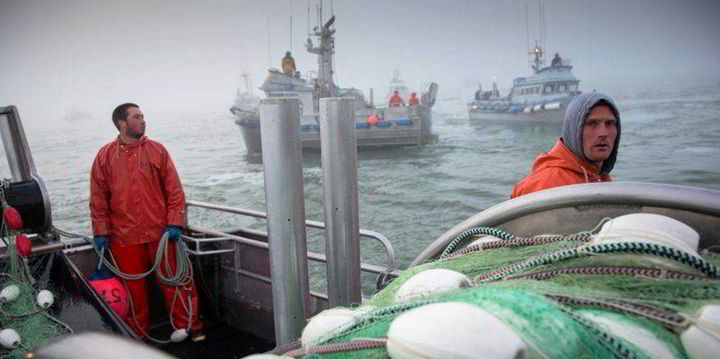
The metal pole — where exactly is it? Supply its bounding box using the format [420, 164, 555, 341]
[0, 106, 36, 182]
[318, 97, 361, 307]
[259, 98, 310, 345]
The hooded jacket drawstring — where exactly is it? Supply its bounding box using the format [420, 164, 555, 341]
[581, 166, 589, 183]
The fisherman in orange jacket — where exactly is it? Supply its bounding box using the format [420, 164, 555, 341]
[511, 92, 621, 198]
[409, 92, 420, 105]
[389, 90, 405, 107]
[90, 103, 204, 341]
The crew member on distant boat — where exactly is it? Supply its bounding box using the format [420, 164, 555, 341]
[474, 84, 483, 101]
[90, 103, 205, 341]
[282, 51, 296, 76]
[389, 90, 405, 107]
[409, 92, 420, 105]
[511, 92, 621, 198]
[551, 53, 562, 67]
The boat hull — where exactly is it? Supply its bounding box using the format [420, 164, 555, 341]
[234, 105, 436, 154]
[468, 107, 565, 123]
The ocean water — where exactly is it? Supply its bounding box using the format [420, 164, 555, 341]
[2, 79, 719, 283]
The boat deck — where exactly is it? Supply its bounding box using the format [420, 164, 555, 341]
[156, 323, 272, 358]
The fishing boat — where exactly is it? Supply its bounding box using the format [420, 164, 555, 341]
[468, 44, 581, 123]
[230, 73, 261, 153]
[3, 99, 720, 359]
[232, 14, 439, 154]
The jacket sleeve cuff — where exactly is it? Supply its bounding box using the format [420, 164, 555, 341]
[166, 211, 186, 228]
[93, 223, 112, 236]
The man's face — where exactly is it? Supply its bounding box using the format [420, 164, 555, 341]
[582, 105, 617, 164]
[121, 107, 146, 139]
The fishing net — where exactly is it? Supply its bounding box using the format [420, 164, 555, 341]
[0, 226, 65, 358]
[286, 218, 720, 359]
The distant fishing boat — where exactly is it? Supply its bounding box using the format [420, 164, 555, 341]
[231, 14, 439, 154]
[468, 44, 581, 123]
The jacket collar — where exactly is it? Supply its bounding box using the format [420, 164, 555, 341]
[532, 138, 602, 178]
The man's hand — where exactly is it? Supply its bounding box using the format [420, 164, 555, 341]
[94, 235, 110, 252]
[165, 226, 184, 241]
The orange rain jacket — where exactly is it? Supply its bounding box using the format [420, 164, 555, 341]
[511, 138, 612, 198]
[90, 136, 186, 246]
[389, 94, 405, 107]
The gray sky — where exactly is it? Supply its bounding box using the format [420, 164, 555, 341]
[1, 0, 719, 123]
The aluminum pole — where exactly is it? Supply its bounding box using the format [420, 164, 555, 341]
[318, 97, 361, 307]
[0, 106, 36, 182]
[259, 98, 310, 345]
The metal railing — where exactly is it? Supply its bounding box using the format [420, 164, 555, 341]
[184, 200, 399, 276]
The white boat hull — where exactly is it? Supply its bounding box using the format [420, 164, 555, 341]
[468, 108, 565, 123]
[234, 105, 437, 154]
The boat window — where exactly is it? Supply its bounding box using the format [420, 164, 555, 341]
[534, 86, 541, 94]
[544, 85, 554, 94]
[569, 84, 578, 92]
[558, 84, 567, 92]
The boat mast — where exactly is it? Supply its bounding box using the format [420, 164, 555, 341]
[527, 1, 546, 74]
[305, 2, 337, 98]
[241, 72, 253, 95]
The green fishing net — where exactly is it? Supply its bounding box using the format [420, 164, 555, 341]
[297, 226, 720, 359]
[1, 236, 64, 358]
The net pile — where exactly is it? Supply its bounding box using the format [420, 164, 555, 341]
[1, 232, 65, 358]
[288, 219, 720, 359]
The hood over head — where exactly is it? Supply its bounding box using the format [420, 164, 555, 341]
[562, 92, 621, 175]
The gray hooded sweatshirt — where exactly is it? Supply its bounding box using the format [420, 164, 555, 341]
[561, 92, 621, 175]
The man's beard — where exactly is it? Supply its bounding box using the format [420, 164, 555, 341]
[128, 129, 144, 139]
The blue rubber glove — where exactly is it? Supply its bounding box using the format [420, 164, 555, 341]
[165, 226, 184, 241]
[94, 235, 109, 252]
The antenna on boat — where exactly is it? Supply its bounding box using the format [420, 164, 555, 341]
[267, 17, 272, 67]
[290, 15, 293, 51]
[527, 1, 546, 73]
[540, 0, 547, 51]
[525, 3, 530, 55]
[241, 72, 253, 96]
[306, 0, 337, 98]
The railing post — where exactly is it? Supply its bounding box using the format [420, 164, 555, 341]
[318, 97, 362, 307]
[259, 98, 310, 345]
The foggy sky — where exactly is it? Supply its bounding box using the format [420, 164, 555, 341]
[1, 0, 719, 125]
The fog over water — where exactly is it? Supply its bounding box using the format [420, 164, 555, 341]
[1, 0, 720, 124]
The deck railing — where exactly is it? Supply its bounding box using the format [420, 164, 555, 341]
[183, 199, 400, 280]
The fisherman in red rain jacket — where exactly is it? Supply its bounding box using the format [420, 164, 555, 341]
[90, 103, 204, 341]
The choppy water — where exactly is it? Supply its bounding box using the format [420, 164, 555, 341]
[2, 80, 720, 279]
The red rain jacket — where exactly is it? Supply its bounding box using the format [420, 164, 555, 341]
[90, 136, 185, 246]
[511, 138, 612, 198]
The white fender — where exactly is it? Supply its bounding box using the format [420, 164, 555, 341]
[37, 289, 54, 308]
[468, 235, 503, 247]
[593, 213, 699, 256]
[394, 269, 471, 303]
[581, 310, 679, 359]
[0, 328, 21, 349]
[0, 285, 20, 303]
[170, 329, 189, 343]
[387, 302, 526, 359]
[301, 307, 372, 349]
[681, 305, 720, 359]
